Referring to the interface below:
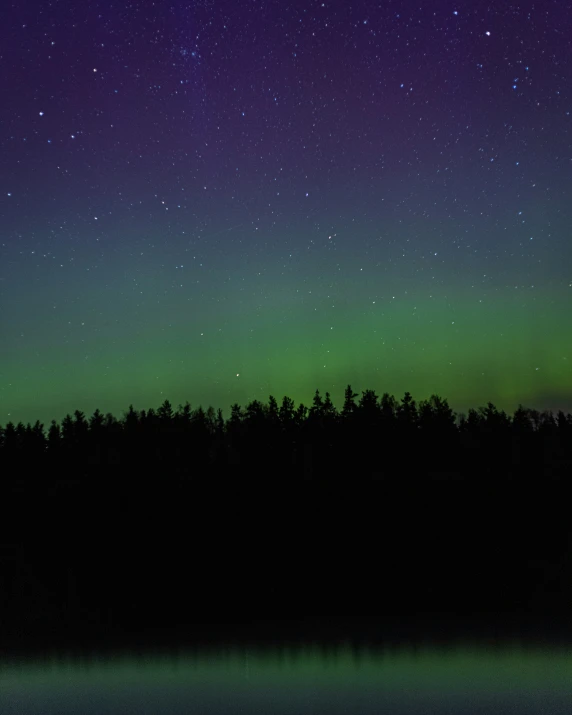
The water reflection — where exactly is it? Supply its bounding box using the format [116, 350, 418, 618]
[1, 640, 571, 714]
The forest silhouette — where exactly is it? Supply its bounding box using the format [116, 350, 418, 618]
[1, 385, 571, 653]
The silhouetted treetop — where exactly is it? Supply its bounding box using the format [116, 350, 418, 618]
[1, 385, 571, 487]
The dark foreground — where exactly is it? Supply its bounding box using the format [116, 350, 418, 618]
[1, 472, 571, 657]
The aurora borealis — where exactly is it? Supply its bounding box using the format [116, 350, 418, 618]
[1, 1, 571, 426]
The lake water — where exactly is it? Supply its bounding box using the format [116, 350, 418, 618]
[1, 640, 571, 714]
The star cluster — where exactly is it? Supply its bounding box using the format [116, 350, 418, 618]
[1, 0, 571, 425]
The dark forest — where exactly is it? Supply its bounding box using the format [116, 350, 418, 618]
[1, 386, 571, 654]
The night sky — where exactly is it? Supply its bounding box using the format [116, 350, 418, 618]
[1, 0, 571, 426]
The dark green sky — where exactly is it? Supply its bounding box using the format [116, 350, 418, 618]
[1, 1, 571, 426]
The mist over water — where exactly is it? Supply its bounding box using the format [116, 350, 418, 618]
[2, 640, 571, 714]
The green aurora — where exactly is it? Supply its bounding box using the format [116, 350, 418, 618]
[3, 267, 571, 427]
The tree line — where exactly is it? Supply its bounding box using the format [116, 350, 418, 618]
[1, 385, 571, 489]
[1, 385, 572, 652]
